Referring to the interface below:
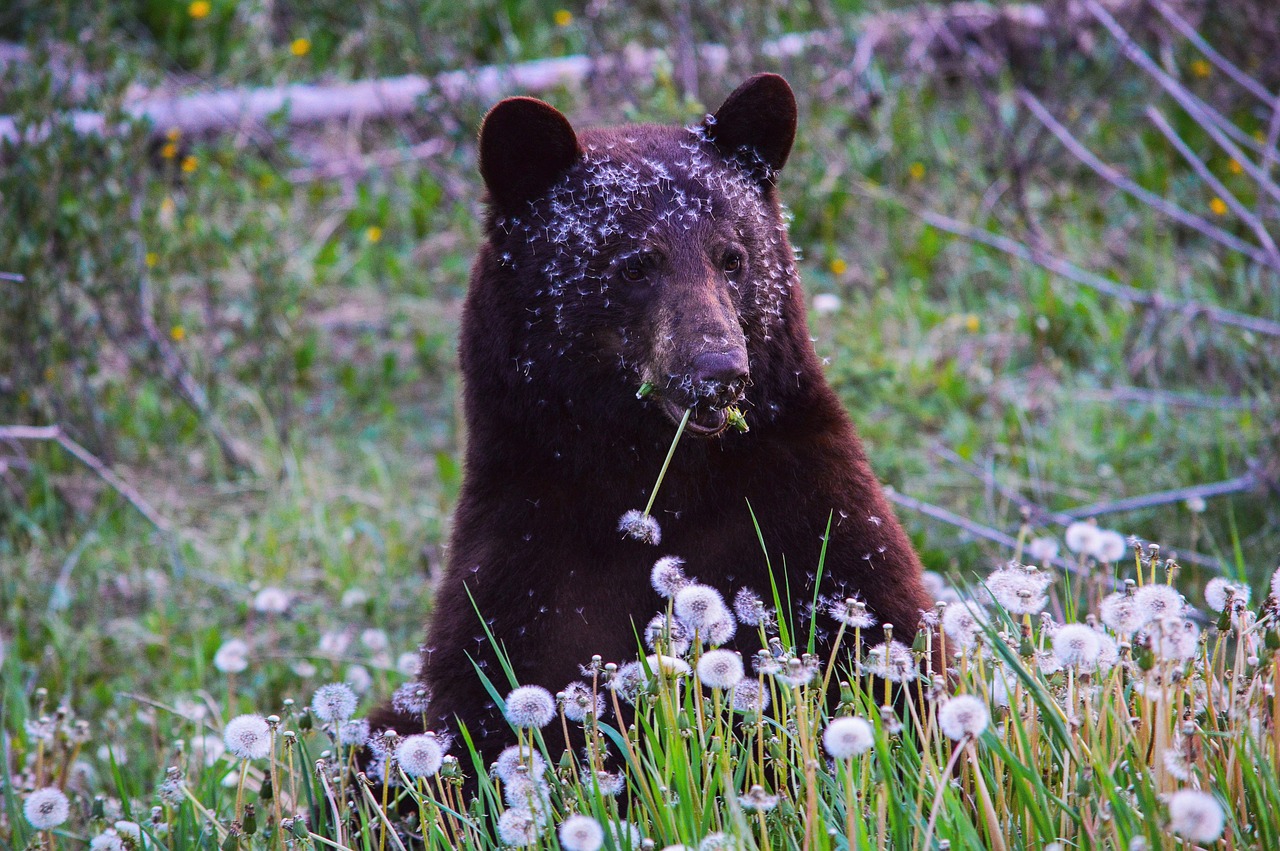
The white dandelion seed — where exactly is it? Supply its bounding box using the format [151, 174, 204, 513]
[1204, 577, 1250, 613]
[704, 615, 738, 646]
[252, 587, 290, 614]
[361, 628, 390, 652]
[24, 787, 70, 829]
[1146, 617, 1200, 662]
[731, 680, 770, 714]
[504, 685, 556, 729]
[739, 784, 779, 812]
[823, 716, 874, 759]
[733, 587, 771, 626]
[646, 653, 692, 679]
[651, 556, 688, 597]
[311, 682, 358, 723]
[580, 768, 625, 796]
[1026, 537, 1060, 564]
[938, 694, 990, 741]
[317, 630, 351, 656]
[89, 829, 125, 851]
[395, 733, 443, 778]
[1064, 521, 1100, 556]
[674, 584, 728, 631]
[619, 510, 661, 545]
[559, 815, 605, 851]
[496, 807, 542, 846]
[812, 292, 841, 314]
[863, 641, 917, 682]
[213, 638, 250, 674]
[698, 832, 737, 851]
[773, 654, 821, 687]
[1099, 591, 1148, 636]
[606, 820, 642, 850]
[987, 563, 1051, 615]
[1091, 530, 1127, 563]
[644, 614, 691, 656]
[1166, 789, 1225, 843]
[1053, 623, 1102, 669]
[828, 597, 876, 628]
[696, 649, 745, 689]
[223, 714, 271, 760]
[338, 718, 370, 747]
[493, 745, 545, 784]
[391, 682, 431, 715]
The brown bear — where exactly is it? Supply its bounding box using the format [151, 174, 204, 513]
[372, 74, 935, 771]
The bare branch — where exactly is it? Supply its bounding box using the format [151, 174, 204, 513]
[1148, 0, 1275, 106]
[0, 424, 173, 534]
[1061, 472, 1261, 520]
[851, 179, 1280, 339]
[1017, 88, 1277, 269]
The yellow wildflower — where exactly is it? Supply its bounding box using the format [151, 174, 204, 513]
[1227, 158, 1243, 175]
[165, 127, 181, 142]
[145, 252, 159, 268]
[964, 313, 980, 333]
[189, 0, 211, 19]
[181, 155, 198, 173]
[160, 142, 178, 159]
[908, 162, 926, 180]
[554, 9, 573, 26]
[170, 326, 186, 341]
[829, 258, 848, 275]
[1190, 59, 1211, 78]
[290, 38, 311, 57]
[1209, 197, 1228, 216]
[366, 226, 383, 244]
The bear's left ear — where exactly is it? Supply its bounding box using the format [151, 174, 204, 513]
[479, 96, 582, 213]
[704, 73, 797, 183]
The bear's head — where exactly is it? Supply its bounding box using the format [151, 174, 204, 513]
[476, 75, 801, 438]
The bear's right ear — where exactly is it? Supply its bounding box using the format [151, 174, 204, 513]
[479, 97, 582, 213]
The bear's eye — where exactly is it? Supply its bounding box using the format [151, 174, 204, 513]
[722, 250, 743, 275]
[620, 255, 648, 283]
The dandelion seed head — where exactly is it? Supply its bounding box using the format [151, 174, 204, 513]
[493, 745, 545, 784]
[338, 718, 370, 746]
[504, 685, 557, 728]
[644, 614, 691, 656]
[1204, 576, 1249, 612]
[24, 787, 70, 829]
[696, 649, 745, 689]
[828, 596, 876, 628]
[863, 641, 917, 682]
[89, 829, 126, 851]
[731, 679, 770, 714]
[739, 784, 779, 812]
[938, 694, 990, 741]
[252, 586, 290, 613]
[1064, 521, 1100, 555]
[608, 660, 648, 704]
[1270, 565, 1280, 601]
[311, 683, 358, 723]
[619, 510, 661, 545]
[1053, 623, 1103, 668]
[651, 556, 688, 597]
[1162, 748, 1191, 781]
[733, 587, 771, 626]
[223, 714, 272, 760]
[396, 733, 443, 778]
[559, 814, 605, 851]
[559, 681, 604, 722]
[674, 584, 728, 630]
[496, 807, 543, 846]
[1092, 530, 1127, 563]
[213, 638, 250, 674]
[1166, 789, 1225, 843]
[774, 654, 821, 687]
[606, 820, 642, 850]
[580, 768, 625, 796]
[941, 600, 987, 653]
[1026, 536, 1060, 563]
[1134, 584, 1184, 623]
[987, 564, 1051, 615]
[391, 682, 431, 715]
[704, 614, 737, 646]
[698, 832, 737, 850]
[1099, 591, 1148, 636]
[503, 771, 552, 815]
[1147, 617, 1200, 662]
[823, 716, 874, 758]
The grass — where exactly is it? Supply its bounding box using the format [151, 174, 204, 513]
[2, 0, 1280, 848]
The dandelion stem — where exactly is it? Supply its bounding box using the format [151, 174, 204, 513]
[641, 408, 691, 518]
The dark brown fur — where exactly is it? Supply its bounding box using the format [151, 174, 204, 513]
[371, 75, 934, 770]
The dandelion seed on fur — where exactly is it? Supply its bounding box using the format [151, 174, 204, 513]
[937, 694, 989, 741]
[223, 714, 272, 760]
[311, 682, 358, 723]
[823, 716, 874, 758]
[504, 685, 556, 728]
[24, 787, 70, 829]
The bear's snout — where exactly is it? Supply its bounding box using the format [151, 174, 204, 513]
[689, 349, 749, 407]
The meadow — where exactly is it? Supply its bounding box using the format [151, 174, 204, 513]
[2, 0, 1279, 848]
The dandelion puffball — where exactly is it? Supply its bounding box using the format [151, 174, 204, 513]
[223, 714, 272, 760]
[1204, 576, 1250, 612]
[1092, 529, 1127, 563]
[823, 716, 875, 759]
[674, 584, 729, 630]
[1052, 624, 1103, 668]
[938, 694, 990, 741]
[504, 685, 556, 729]
[311, 682, 358, 723]
[1064, 521, 1100, 556]
[24, 787, 70, 829]
[696, 649, 745, 689]
[650, 556, 688, 597]
[496, 807, 542, 846]
[212, 638, 250, 674]
[618, 510, 661, 545]
[559, 815, 605, 851]
[396, 733, 444, 778]
[1166, 789, 1225, 843]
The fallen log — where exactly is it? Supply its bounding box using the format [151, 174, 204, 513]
[0, 0, 1140, 145]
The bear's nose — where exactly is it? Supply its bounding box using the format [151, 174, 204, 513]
[691, 350, 749, 400]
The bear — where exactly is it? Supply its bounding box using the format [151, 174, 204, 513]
[370, 73, 936, 775]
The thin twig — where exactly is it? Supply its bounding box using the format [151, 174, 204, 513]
[1144, 105, 1280, 268]
[1060, 472, 1260, 520]
[852, 179, 1280, 338]
[0, 271, 24, 282]
[1016, 88, 1277, 269]
[1147, 0, 1274, 106]
[0, 424, 173, 534]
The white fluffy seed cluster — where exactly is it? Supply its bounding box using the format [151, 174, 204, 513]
[395, 733, 444, 778]
[1064, 521, 1127, 563]
[223, 714, 272, 760]
[558, 814, 605, 851]
[1166, 789, 1225, 843]
[311, 682, 358, 723]
[823, 716, 875, 759]
[24, 787, 70, 829]
[504, 685, 557, 729]
[937, 695, 990, 741]
[696, 649, 745, 689]
[986, 562, 1052, 615]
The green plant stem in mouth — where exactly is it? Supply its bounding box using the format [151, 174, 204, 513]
[641, 407, 691, 518]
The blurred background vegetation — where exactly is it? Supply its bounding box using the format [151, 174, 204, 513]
[0, 0, 1277, 790]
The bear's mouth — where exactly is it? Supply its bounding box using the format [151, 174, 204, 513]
[660, 397, 732, 438]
